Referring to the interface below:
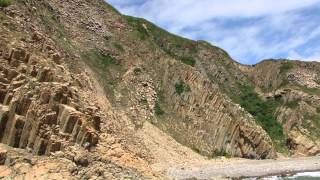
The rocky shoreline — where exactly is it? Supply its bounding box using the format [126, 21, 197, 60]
[168, 156, 320, 179]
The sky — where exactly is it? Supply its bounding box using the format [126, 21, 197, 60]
[107, 0, 320, 64]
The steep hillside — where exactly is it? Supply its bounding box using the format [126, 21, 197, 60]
[0, 0, 319, 179]
[239, 60, 320, 156]
[26, 0, 275, 159]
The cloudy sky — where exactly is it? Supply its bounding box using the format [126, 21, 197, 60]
[107, 0, 320, 64]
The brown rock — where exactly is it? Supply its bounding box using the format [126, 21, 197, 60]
[73, 153, 89, 167]
[0, 149, 7, 165]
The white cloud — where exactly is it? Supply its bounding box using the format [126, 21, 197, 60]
[106, 0, 320, 64]
[108, 0, 320, 25]
[288, 50, 320, 62]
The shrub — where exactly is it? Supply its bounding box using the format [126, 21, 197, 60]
[82, 51, 118, 68]
[154, 101, 164, 116]
[125, 16, 149, 40]
[0, 0, 11, 7]
[175, 80, 190, 95]
[181, 56, 196, 67]
[285, 98, 300, 109]
[113, 43, 124, 52]
[279, 62, 294, 74]
[212, 149, 231, 158]
[191, 147, 200, 154]
[236, 84, 286, 145]
[133, 67, 142, 75]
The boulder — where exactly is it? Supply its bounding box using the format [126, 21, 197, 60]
[73, 153, 89, 167]
[0, 149, 7, 165]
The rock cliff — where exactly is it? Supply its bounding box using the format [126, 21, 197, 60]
[0, 0, 319, 179]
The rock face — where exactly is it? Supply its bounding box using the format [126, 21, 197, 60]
[1, 0, 320, 178]
[0, 44, 99, 155]
[0, 148, 7, 165]
[28, 0, 276, 159]
[240, 60, 320, 156]
[0, 3, 149, 178]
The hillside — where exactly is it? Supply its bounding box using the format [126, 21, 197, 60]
[0, 0, 319, 179]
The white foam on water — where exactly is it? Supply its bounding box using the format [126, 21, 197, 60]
[290, 171, 320, 178]
[245, 171, 320, 180]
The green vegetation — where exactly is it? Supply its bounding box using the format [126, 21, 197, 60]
[279, 62, 294, 74]
[285, 98, 301, 109]
[38, 8, 76, 54]
[125, 16, 149, 40]
[313, 115, 320, 127]
[297, 85, 320, 95]
[0, 0, 11, 7]
[175, 80, 191, 95]
[211, 149, 231, 158]
[154, 101, 165, 116]
[81, 50, 123, 102]
[141, 99, 149, 107]
[133, 67, 142, 75]
[154, 90, 166, 116]
[234, 84, 287, 152]
[124, 15, 198, 67]
[191, 146, 201, 154]
[113, 42, 125, 52]
[105, 3, 121, 14]
[302, 113, 320, 140]
[82, 51, 119, 68]
[181, 56, 196, 67]
[279, 62, 294, 87]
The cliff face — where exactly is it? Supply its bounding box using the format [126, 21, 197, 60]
[0, 0, 319, 179]
[30, 0, 274, 159]
[239, 60, 320, 156]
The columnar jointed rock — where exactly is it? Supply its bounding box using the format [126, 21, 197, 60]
[0, 148, 7, 165]
[0, 45, 101, 155]
[151, 63, 275, 159]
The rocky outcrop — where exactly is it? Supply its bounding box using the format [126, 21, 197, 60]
[0, 148, 6, 165]
[239, 60, 320, 156]
[0, 42, 100, 155]
[159, 62, 275, 159]
[118, 63, 275, 159]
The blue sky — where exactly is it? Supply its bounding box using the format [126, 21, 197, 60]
[107, 0, 320, 64]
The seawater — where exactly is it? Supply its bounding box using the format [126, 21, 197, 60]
[245, 171, 320, 180]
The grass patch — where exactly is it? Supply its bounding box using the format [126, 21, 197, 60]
[125, 16, 149, 40]
[297, 84, 320, 95]
[81, 50, 123, 102]
[133, 67, 142, 75]
[181, 56, 196, 67]
[313, 115, 320, 127]
[82, 51, 119, 68]
[141, 99, 149, 107]
[104, 3, 121, 14]
[279, 62, 294, 87]
[211, 149, 231, 158]
[285, 98, 301, 109]
[124, 15, 198, 66]
[113, 42, 125, 52]
[0, 0, 11, 7]
[302, 114, 320, 140]
[191, 147, 201, 154]
[154, 101, 165, 116]
[279, 62, 294, 74]
[234, 84, 287, 152]
[175, 80, 191, 95]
